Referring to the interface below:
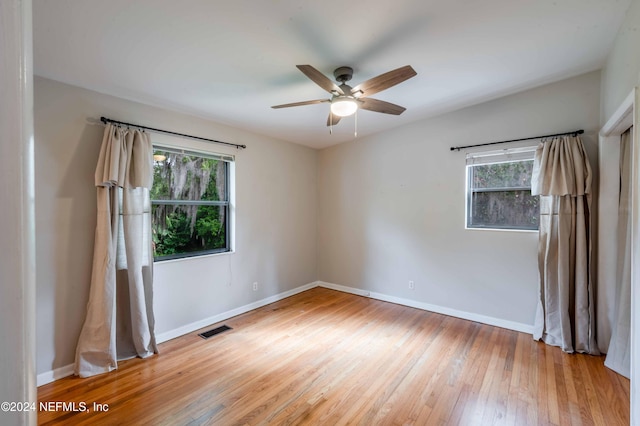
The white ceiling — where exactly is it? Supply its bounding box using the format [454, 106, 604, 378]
[33, 0, 630, 149]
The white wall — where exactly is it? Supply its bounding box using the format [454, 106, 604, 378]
[317, 71, 601, 328]
[601, 0, 640, 123]
[34, 77, 317, 377]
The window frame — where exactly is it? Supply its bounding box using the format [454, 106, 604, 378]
[465, 146, 539, 232]
[151, 144, 234, 261]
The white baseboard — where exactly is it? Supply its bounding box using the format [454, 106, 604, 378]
[155, 281, 319, 343]
[37, 281, 320, 387]
[37, 363, 74, 387]
[318, 281, 372, 297]
[318, 281, 534, 334]
[38, 280, 533, 387]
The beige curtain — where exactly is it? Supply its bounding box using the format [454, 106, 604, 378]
[531, 135, 599, 354]
[75, 123, 157, 378]
[604, 127, 632, 377]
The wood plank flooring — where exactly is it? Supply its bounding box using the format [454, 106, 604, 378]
[37, 287, 630, 425]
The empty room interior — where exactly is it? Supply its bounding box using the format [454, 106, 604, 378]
[2, 0, 640, 424]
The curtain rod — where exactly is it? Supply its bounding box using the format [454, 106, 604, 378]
[450, 129, 584, 152]
[100, 117, 247, 150]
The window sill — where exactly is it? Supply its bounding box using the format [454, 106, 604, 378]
[465, 227, 538, 233]
[153, 250, 235, 264]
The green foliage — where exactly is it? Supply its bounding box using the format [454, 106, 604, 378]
[194, 205, 225, 249]
[151, 150, 227, 258]
[152, 210, 193, 256]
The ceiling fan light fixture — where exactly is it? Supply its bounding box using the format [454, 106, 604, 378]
[331, 97, 358, 117]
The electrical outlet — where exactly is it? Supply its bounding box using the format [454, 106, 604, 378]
[253, 282, 258, 291]
[409, 280, 415, 290]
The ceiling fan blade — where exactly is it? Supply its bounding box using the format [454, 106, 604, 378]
[271, 99, 329, 109]
[360, 98, 406, 115]
[326, 113, 342, 126]
[351, 65, 417, 97]
[297, 65, 344, 95]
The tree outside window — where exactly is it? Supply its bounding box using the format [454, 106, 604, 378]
[151, 148, 231, 260]
[467, 159, 539, 230]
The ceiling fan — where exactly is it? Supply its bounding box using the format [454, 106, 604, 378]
[272, 65, 417, 127]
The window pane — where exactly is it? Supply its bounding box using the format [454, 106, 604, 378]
[151, 150, 227, 202]
[471, 160, 534, 190]
[152, 204, 227, 258]
[150, 147, 231, 260]
[469, 190, 539, 229]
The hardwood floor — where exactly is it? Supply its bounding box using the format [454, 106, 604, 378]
[38, 287, 630, 425]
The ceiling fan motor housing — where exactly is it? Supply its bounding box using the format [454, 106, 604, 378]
[333, 66, 353, 83]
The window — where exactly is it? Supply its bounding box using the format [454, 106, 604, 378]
[150, 146, 233, 260]
[466, 147, 539, 230]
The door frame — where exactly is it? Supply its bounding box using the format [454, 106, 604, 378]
[599, 87, 639, 423]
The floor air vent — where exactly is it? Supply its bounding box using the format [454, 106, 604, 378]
[199, 325, 232, 339]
